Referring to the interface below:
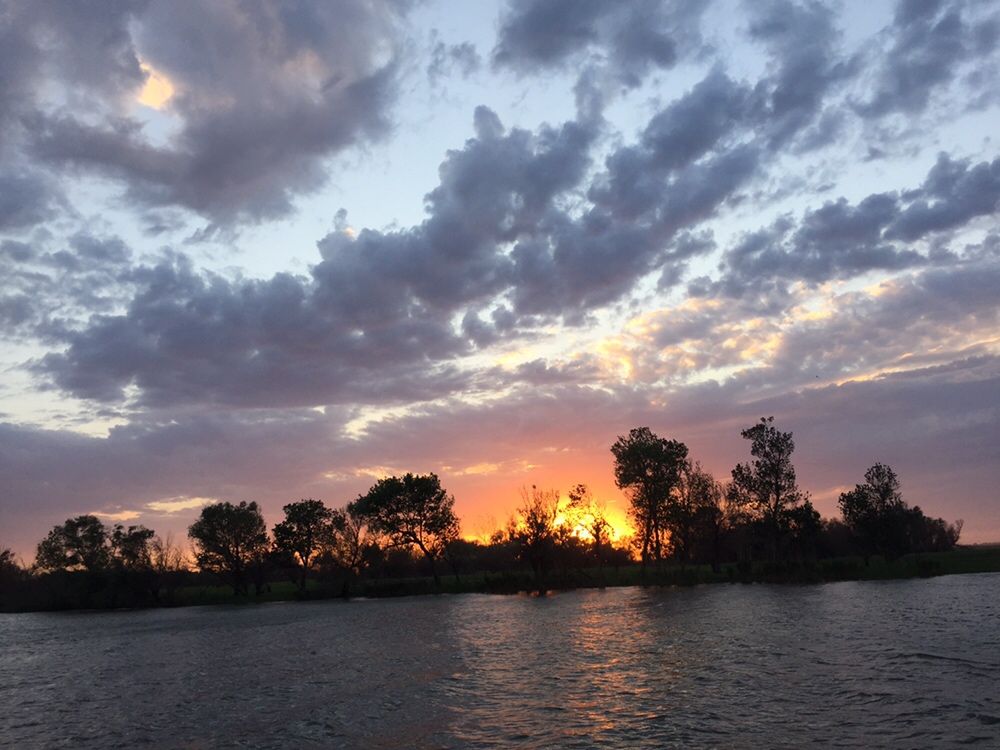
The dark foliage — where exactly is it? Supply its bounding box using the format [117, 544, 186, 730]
[4, 417, 967, 611]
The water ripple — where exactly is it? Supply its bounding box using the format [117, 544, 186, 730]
[0, 574, 998, 747]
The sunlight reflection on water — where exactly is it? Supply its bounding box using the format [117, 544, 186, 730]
[2, 574, 999, 748]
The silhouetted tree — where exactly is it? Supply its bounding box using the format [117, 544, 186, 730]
[149, 533, 187, 603]
[352, 473, 460, 586]
[508, 485, 561, 583]
[567, 484, 612, 569]
[817, 518, 858, 558]
[110, 525, 156, 570]
[272, 498, 335, 590]
[0, 547, 17, 576]
[188, 501, 270, 595]
[611, 427, 688, 574]
[106, 524, 157, 604]
[326, 503, 375, 577]
[672, 462, 723, 566]
[0, 547, 23, 602]
[787, 499, 822, 561]
[151, 533, 186, 574]
[729, 417, 805, 561]
[904, 507, 963, 553]
[838, 463, 908, 562]
[35, 515, 111, 572]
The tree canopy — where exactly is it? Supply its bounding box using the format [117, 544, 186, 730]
[35, 515, 111, 573]
[729, 417, 805, 560]
[351, 473, 460, 585]
[611, 427, 688, 571]
[188, 501, 269, 594]
[273, 498, 336, 590]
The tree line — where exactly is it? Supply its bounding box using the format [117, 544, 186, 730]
[609, 418, 961, 576]
[0, 416, 964, 609]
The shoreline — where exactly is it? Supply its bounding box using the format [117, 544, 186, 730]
[3, 545, 999, 614]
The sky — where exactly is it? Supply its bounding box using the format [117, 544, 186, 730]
[1, 0, 999, 558]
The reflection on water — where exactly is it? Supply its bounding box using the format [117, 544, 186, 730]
[2, 574, 999, 748]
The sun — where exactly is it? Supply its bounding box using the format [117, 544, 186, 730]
[137, 61, 175, 109]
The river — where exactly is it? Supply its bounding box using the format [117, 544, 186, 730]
[2, 573, 999, 748]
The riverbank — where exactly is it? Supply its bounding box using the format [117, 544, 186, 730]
[6, 545, 997, 612]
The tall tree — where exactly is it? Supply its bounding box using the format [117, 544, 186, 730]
[35, 515, 111, 572]
[509, 485, 562, 582]
[326, 504, 374, 577]
[149, 533, 187, 603]
[0, 547, 22, 593]
[188, 501, 270, 595]
[839, 463, 918, 562]
[567, 483, 612, 569]
[611, 427, 688, 574]
[110, 525, 156, 571]
[672, 462, 723, 566]
[352, 473, 460, 586]
[729, 417, 805, 561]
[0, 547, 17, 573]
[273, 498, 335, 590]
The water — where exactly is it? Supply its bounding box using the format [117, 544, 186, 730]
[2, 574, 999, 748]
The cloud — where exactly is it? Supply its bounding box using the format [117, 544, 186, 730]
[36, 253, 473, 408]
[492, 0, 707, 88]
[33, 105, 601, 408]
[145, 496, 215, 514]
[4, 305, 999, 556]
[0, 232, 136, 340]
[745, 0, 858, 150]
[599, 252, 1000, 405]
[717, 152, 1000, 292]
[6, 0, 409, 224]
[886, 153, 1000, 240]
[855, 0, 1000, 118]
[427, 37, 481, 84]
[0, 169, 63, 232]
[34, 92, 999, 412]
[93, 509, 142, 523]
[0, 408, 349, 549]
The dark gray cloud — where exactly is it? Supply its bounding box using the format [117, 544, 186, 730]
[856, 0, 1000, 118]
[37, 253, 471, 408]
[0, 232, 135, 340]
[721, 194, 919, 288]
[718, 153, 1000, 292]
[35, 107, 600, 407]
[4, 0, 409, 224]
[565, 3, 859, 302]
[43, 40, 1000, 411]
[0, 169, 63, 232]
[30, 74, 783, 407]
[512, 142, 758, 320]
[588, 71, 755, 219]
[887, 153, 1000, 240]
[745, 0, 858, 150]
[492, 0, 707, 88]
